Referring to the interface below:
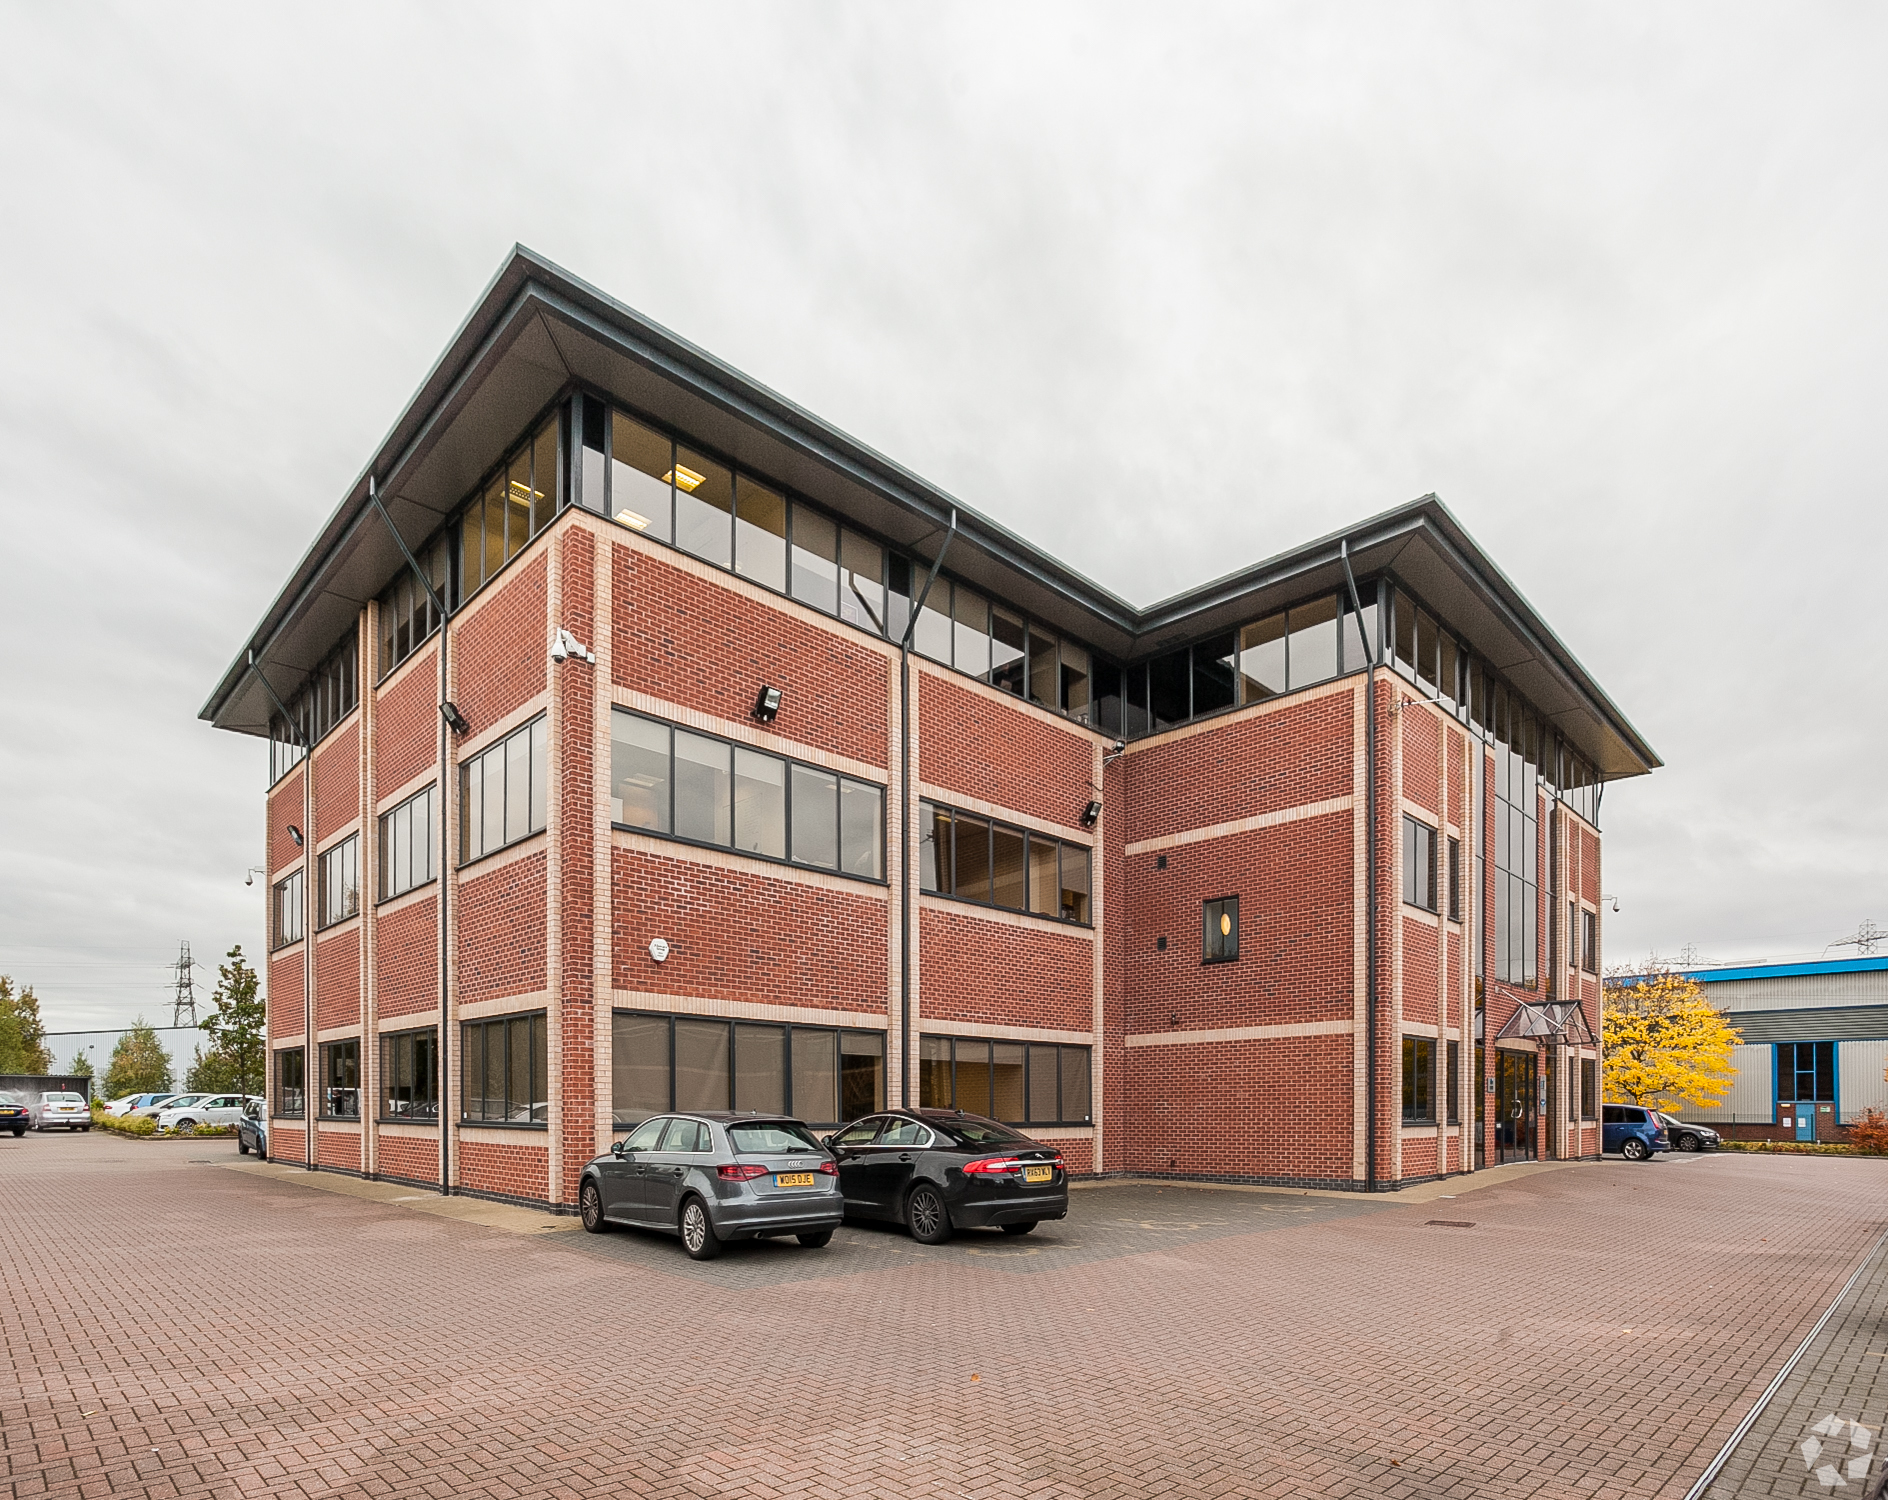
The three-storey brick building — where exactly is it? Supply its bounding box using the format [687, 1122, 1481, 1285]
[202, 247, 1658, 1205]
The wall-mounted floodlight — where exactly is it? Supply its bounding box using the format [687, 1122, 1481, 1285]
[1080, 800, 1101, 829]
[287, 825, 304, 847]
[551, 628, 595, 665]
[753, 685, 783, 723]
[440, 702, 471, 736]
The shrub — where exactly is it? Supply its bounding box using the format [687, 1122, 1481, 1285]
[96, 1111, 156, 1137]
[1849, 1108, 1888, 1155]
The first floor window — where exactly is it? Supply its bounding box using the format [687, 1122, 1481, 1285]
[611, 1012, 883, 1126]
[276, 1048, 305, 1118]
[918, 1035, 1092, 1126]
[320, 1039, 359, 1119]
[1202, 897, 1239, 964]
[462, 1012, 548, 1124]
[1447, 1040, 1461, 1124]
[919, 800, 1091, 923]
[272, 870, 304, 948]
[1580, 1058, 1598, 1119]
[1580, 909, 1598, 973]
[1777, 1041, 1835, 1103]
[318, 834, 360, 927]
[1401, 1035, 1435, 1123]
[381, 1029, 438, 1121]
[379, 785, 436, 900]
[1403, 817, 1437, 912]
[1447, 839, 1461, 922]
[460, 716, 548, 863]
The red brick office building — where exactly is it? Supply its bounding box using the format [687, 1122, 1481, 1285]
[202, 248, 1658, 1207]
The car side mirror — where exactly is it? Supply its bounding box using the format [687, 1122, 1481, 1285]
[611, 1140, 625, 1158]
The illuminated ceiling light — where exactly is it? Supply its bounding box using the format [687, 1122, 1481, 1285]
[664, 465, 706, 493]
[509, 480, 544, 501]
[1220, 912, 1232, 937]
[615, 510, 651, 531]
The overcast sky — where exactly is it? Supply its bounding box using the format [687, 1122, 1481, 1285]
[2, 3, 1884, 1032]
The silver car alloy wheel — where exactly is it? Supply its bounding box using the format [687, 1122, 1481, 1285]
[682, 1200, 706, 1253]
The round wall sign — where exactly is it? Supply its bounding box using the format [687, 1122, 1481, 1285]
[648, 938, 670, 963]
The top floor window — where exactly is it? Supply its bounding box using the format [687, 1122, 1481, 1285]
[460, 717, 548, 863]
[462, 415, 560, 599]
[378, 530, 454, 679]
[269, 631, 358, 783]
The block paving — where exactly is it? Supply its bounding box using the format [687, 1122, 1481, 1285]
[4, 1134, 1887, 1499]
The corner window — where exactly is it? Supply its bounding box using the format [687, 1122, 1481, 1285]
[919, 801, 1090, 923]
[462, 1012, 548, 1125]
[320, 1039, 360, 1120]
[317, 834, 360, 928]
[1446, 1040, 1461, 1124]
[1402, 816, 1437, 912]
[918, 1034, 1092, 1126]
[610, 709, 884, 880]
[377, 532, 453, 678]
[379, 785, 436, 901]
[270, 631, 358, 781]
[611, 1011, 883, 1126]
[275, 1048, 305, 1118]
[1447, 838, 1461, 922]
[1580, 909, 1598, 973]
[459, 717, 547, 863]
[1202, 897, 1239, 964]
[460, 414, 560, 598]
[380, 1028, 438, 1122]
[1401, 1036, 1435, 1124]
[272, 871, 304, 949]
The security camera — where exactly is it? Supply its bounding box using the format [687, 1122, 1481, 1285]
[551, 627, 594, 665]
[551, 635, 568, 664]
[1113, 740, 1126, 755]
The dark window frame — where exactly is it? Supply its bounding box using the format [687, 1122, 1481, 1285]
[917, 799, 1092, 925]
[379, 1027, 439, 1123]
[1580, 908, 1598, 973]
[1447, 838, 1461, 923]
[378, 784, 437, 903]
[458, 715, 549, 866]
[1777, 1041, 1836, 1104]
[1446, 1039, 1461, 1124]
[1580, 1057, 1598, 1119]
[461, 1012, 550, 1127]
[269, 629, 360, 786]
[317, 833, 360, 930]
[1202, 896, 1239, 965]
[608, 1010, 886, 1128]
[1401, 1035, 1436, 1124]
[271, 870, 304, 950]
[1403, 815, 1438, 913]
[319, 1038, 360, 1121]
[274, 1047, 305, 1119]
[917, 1033, 1094, 1127]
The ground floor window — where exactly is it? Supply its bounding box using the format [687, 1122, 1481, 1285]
[462, 1012, 548, 1125]
[611, 1011, 884, 1126]
[320, 1039, 359, 1120]
[1446, 1040, 1460, 1124]
[381, 1028, 438, 1121]
[1401, 1036, 1435, 1123]
[918, 1035, 1092, 1126]
[276, 1047, 305, 1118]
[1777, 1041, 1835, 1103]
[1581, 1058, 1598, 1119]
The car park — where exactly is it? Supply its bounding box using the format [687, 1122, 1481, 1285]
[1656, 1112, 1721, 1152]
[1602, 1104, 1670, 1161]
[236, 1099, 268, 1158]
[827, 1108, 1068, 1244]
[128, 1092, 206, 1120]
[30, 1091, 92, 1131]
[154, 1093, 257, 1133]
[578, 1112, 843, 1260]
[0, 1091, 28, 1136]
[105, 1092, 180, 1117]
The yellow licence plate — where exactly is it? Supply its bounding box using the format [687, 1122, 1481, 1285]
[1023, 1165, 1053, 1184]
[776, 1172, 816, 1188]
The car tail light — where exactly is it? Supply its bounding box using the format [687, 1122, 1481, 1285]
[717, 1163, 769, 1181]
[962, 1157, 1024, 1176]
[814, 1161, 839, 1176]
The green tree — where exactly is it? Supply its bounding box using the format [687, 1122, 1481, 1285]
[199, 946, 265, 1098]
[0, 976, 53, 1074]
[185, 1044, 240, 1093]
[103, 1018, 174, 1098]
[67, 1048, 93, 1078]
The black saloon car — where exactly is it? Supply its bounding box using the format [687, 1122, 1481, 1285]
[1657, 1112, 1722, 1152]
[827, 1109, 1067, 1244]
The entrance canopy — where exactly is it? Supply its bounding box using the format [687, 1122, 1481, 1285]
[1495, 1002, 1597, 1046]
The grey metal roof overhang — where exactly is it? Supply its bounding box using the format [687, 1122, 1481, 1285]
[200, 246, 1660, 782]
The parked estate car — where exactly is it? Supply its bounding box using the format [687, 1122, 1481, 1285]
[30, 1091, 92, 1131]
[128, 1092, 206, 1120]
[578, 1112, 844, 1260]
[105, 1092, 180, 1117]
[154, 1094, 258, 1133]
[0, 1091, 29, 1136]
[1602, 1104, 1670, 1161]
[236, 1100, 268, 1158]
[826, 1108, 1068, 1244]
[1657, 1112, 1722, 1153]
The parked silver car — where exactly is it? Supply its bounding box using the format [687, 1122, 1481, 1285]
[31, 1092, 91, 1131]
[128, 1092, 207, 1121]
[579, 1112, 844, 1260]
[104, 1091, 180, 1117]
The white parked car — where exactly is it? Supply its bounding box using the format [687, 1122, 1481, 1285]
[104, 1091, 181, 1117]
[155, 1093, 260, 1133]
[129, 1092, 207, 1120]
[31, 1091, 92, 1131]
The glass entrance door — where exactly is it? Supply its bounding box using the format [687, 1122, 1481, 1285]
[1495, 1049, 1537, 1164]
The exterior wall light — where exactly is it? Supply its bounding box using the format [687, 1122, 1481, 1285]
[550, 628, 595, 665]
[753, 685, 783, 723]
[440, 702, 471, 736]
[287, 825, 304, 847]
[1080, 800, 1101, 828]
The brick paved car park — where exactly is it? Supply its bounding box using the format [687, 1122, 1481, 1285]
[5, 1134, 1888, 1500]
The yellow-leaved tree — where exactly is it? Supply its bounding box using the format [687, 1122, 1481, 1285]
[1602, 970, 1741, 1111]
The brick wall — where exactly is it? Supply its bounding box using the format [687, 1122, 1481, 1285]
[313, 721, 361, 844]
[314, 927, 361, 1032]
[459, 1137, 548, 1202]
[917, 905, 1093, 1032]
[918, 670, 1095, 828]
[375, 896, 439, 1019]
[455, 553, 548, 733]
[457, 850, 549, 1006]
[268, 950, 304, 1040]
[267, 769, 304, 872]
[374, 643, 439, 795]
[317, 1130, 362, 1172]
[377, 1134, 438, 1185]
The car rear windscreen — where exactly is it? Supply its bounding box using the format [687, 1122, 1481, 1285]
[728, 1122, 823, 1153]
[937, 1119, 1029, 1147]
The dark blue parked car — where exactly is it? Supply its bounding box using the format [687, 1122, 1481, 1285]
[1602, 1103, 1669, 1161]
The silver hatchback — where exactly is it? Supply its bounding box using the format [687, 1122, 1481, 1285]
[579, 1112, 843, 1260]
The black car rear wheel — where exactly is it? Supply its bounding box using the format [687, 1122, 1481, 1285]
[1001, 1221, 1037, 1236]
[579, 1181, 609, 1234]
[680, 1196, 722, 1260]
[1621, 1137, 1650, 1161]
[797, 1230, 833, 1248]
[906, 1184, 953, 1245]
[238, 1136, 250, 1155]
[1676, 1133, 1699, 1152]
